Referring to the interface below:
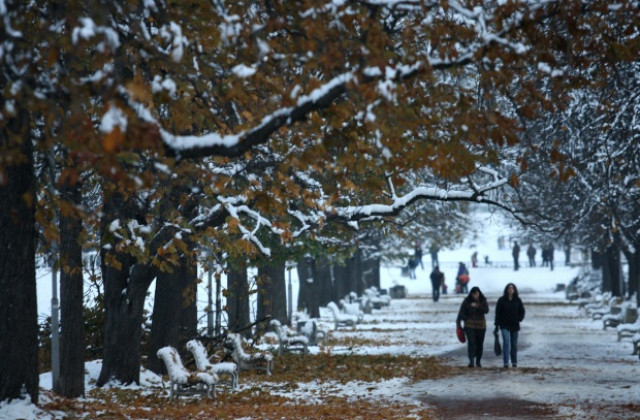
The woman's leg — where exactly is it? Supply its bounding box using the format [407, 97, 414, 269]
[501, 328, 511, 367]
[465, 327, 477, 366]
[475, 329, 486, 366]
[510, 330, 519, 366]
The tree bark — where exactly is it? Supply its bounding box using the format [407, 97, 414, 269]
[226, 264, 251, 337]
[0, 110, 39, 403]
[315, 257, 334, 307]
[297, 256, 320, 318]
[257, 261, 287, 330]
[602, 244, 622, 296]
[56, 178, 85, 397]
[96, 190, 156, 386]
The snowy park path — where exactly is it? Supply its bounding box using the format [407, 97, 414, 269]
[411, 292, 640, 419]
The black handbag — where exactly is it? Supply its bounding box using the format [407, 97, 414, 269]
[493, 327, 502, 356]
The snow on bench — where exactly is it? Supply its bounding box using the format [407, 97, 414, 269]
[225, 333, 273, 375]
[603, 304, 637, 330]
[292, 312, 327, 345]
[339, 299, 364, 322]
[270, 319, 309, 355]
[186, 339, 239, 390]
[588, 295, 622, 320]
[156, 346, 217, 400]
[326, 301, 357, 330]
[617, 318, 640, 342]
[363, 287, 391, 309]
[632, 333, 640, 357]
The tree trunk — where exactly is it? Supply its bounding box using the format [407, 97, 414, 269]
[180, 257, 198, 344]
[226, 264, 251, 337]
[146, 256, 196, 374]
[602, 244, 622, 296]
[297, 256, 320, 318]
[97, 190, 156, 386]
[56, 179, 85, 397]
[631, 250, 640, 306]
[620, 246, 640, 303]
[333, 264, 350, 303]
[347, 250, 362, 295]
[362, 256, 381, 290]
[315, 257, 334, 307]
[0, 110, 39, 403]
[257, 261, 287, 331]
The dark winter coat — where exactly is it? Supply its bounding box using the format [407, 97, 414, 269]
[430, 270, 444, 286]
[495, 296, 525, 331]
[456, 296, 489, 330]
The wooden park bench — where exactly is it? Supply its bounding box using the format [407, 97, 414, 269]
[339, 299, 364, 322]
[603, 304, 637, 330]
[631, 333, 640, 357]
[156, 346, 217, 400]
[292, 314, 326, 346]
[186, 339, 239, 390]
[617, 318, 640, 342]
[326, 301, 358, 330]
[225, 333, 273, 376]
[589, 296, 623, 320]
[270, 319, 309, 355]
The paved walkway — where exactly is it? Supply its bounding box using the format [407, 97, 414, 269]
[414, 293, 640, 419]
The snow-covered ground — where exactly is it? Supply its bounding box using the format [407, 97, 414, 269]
[5, 211, 639, 419]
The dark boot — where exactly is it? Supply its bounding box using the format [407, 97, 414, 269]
[476, 358, 482, 367]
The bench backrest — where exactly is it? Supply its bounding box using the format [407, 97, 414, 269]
[157, 346, 191, 385]
[186, 340, 214, 372]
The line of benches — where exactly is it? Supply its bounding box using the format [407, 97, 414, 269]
[156, 286, 395, 400]
[576, 291, 640, 361]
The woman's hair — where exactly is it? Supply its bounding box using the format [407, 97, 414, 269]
[503, 282, 519, 298]
[467, 286, 486, 301]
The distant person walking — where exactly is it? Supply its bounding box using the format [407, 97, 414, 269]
[456, 262, 470, 294]
[546, 243, 554, 271]
[471, 251, 478, 268]
[512, 241, 520, 271]
[527, 244, 536, 267]
[456, 286, 489, 368]
[407, 258, 418, 279]
[414, 243, 424, 269]
[495, 283, 526, 369]
[430, 266, 444, 302]
[429, 243, 440, 268]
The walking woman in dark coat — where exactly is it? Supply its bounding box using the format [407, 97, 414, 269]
[456, 286, 489, 367]
[495, 283, 526, 368]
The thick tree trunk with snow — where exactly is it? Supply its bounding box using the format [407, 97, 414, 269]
[56, 179, 85, 397]
[314, 257, 334, 307]
[0, 112, 39, 403]
[348, 249, 364, 296]
[97, 190, 156, 386]
[227, 265, 251, 337]
[97, 261, 154, 386]
[333, 264, 350, 303]
[602, 244, 623, 296]
[147, 255, 198, 374]
[363, 256, 381, 290]
[256, 262, 287, 332]
[297, 257, 320, 318]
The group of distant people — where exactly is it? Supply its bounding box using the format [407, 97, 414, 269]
[406, 242, 441, 280]
[427, 261, 470, 302]
[513, 241, 555, 271]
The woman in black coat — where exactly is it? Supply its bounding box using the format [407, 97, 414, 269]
[456, 286, 489, 367]
[494, 283, 526, 368]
